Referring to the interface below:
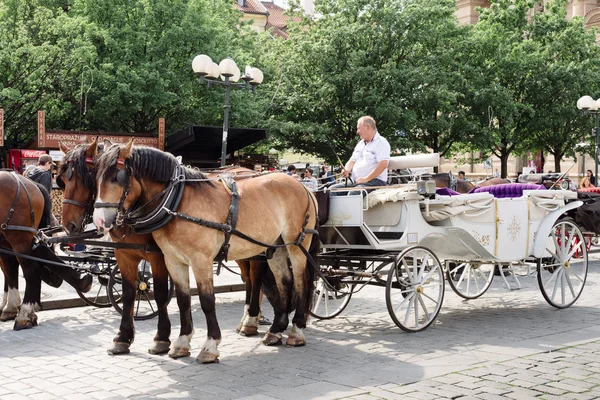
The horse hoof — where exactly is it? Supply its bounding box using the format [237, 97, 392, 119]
[196, 350, 219, 364]
[13, 319, 34, 331]
[168, 347, 190, 359]
[107, 342, 131, 355]
[148, 341, 171, 355]
[261, 331, 282, 346]
[239, 325, 258, 336]
[286, 335, 306, 347]
[0, 311, 17, 321]
[78, 274, 93, 293]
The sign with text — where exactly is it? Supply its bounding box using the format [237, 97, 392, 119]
[0, 108, 3, 147]
[37, 111, 165, 150]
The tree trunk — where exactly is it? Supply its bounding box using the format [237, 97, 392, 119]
[553, 153, 562, 173]
[500, 152, 510, 179]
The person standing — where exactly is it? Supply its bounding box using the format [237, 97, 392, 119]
[587, 169, 596, 186]
[302, 168, 318, 190]
[26, 154, 54, 194]
[331, 116, 390, 196]
[25, 154, 58, 227]
[319, 164, 335, 186]
[493, 169, 499, 178]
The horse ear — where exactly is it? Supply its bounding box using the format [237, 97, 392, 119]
[103, 139, 113, 148]
[58, 141, 72, 154]
[120, 138, 135, 159]
[85, 137, 98, 157]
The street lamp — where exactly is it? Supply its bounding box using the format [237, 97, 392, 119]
[192, 54, 264, 167]
[577, 95, 600, 183]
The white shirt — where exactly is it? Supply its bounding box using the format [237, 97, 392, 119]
[302, 176, 318, 190]
[350, 132, 391, 182]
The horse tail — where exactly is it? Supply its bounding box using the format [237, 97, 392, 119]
[304, 193, 320, 319]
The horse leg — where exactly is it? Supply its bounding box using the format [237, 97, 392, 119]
[239, 260, 267, 337]
[107, 251, 139, 355]
[13, 258, 42, 330]
[191, 258, 221, 364]
[236, 260, 251, 333]
[167, 260, 193, 359]
[0, 254, 20, 321]
[147, 253, 172, 355]
[286, 235, 317, 347]
[262, 247, 293, 346]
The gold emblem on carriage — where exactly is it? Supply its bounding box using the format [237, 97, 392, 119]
[507, 216, 521, 242]
[471, 231, 491, 246]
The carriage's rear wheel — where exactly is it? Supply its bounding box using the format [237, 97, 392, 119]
[310, 276, 353, 319]
[538, 219, 588, 309]
[107, 261, 175, 320]
[76, 262, 114, 308]
[447, 261, 494, 300]
[386, 246, 444, 332]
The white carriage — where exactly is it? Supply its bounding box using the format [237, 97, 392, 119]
[313, 154, 588, 332]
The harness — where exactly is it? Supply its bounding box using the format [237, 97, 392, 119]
[59, 157, 96, 231]
[0, 172, 38, 234]
[94, 160, 320, 272]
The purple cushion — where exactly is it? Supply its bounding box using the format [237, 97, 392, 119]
[469, 183, 546, 198]
[436, 187, 461, 196]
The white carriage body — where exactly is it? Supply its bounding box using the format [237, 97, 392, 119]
[320, 154, 581, 263]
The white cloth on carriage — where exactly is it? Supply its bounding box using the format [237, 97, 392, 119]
[364, 186, 421, 209]
[422, 193, 495, 222]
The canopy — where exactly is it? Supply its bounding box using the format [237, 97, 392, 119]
[166, 125, 266, 167]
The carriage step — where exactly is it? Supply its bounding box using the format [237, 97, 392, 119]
[326, 269, 382, 279]
[373, 232, 404, 240]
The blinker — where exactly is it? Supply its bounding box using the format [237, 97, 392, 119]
[117, 168, 129, 187]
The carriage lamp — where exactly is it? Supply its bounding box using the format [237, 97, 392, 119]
[192, 54, 264, 167]
[577, 95, 600, 183]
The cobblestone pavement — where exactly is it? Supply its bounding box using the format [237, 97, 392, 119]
[1, 259, 600, 400]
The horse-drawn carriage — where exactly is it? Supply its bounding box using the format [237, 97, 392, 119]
[311, 153, 588, 332]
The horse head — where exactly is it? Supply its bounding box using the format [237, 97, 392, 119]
[58, 138, 101, 234]
[93, 139, 183, 233]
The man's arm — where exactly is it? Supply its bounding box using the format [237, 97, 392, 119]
[342, 160, 355, 178]
[355, 160, 389, 184]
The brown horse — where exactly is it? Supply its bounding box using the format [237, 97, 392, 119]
[0, 171, 92, 330]
[58, 140, 274, 355]
[476, 177, 511, 187]
[93, 141, 318, 363]
[432, 172, 475, 193]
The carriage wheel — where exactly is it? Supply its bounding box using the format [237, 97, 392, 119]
[447, 261, 494, 300]
[386, 246, 445, 332]
[76, 261, 114, 308]
[107, 262, 175, 320]
[537, 219, 588, 309]
[309, 276, 353, 319]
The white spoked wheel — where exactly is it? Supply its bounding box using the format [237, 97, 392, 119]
[386, 246, 445, 332]
[310, 276, 353, 319]
[537, 219, 588, 309]
[447, 261, 495, 300]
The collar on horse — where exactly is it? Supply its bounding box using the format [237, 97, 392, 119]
[1, 172, 38, 234]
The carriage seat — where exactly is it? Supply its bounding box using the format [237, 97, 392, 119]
[469, 183, 545, 198]
[364, 186, 422, 209]
[421, 193, 495, 222]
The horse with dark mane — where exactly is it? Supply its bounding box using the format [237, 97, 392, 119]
[0, 170, 91, 330]
[93, 140, 318, 363]
[58, 139, 274, 356]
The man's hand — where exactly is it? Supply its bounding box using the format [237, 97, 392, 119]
[355, 177, 368, 184]
[342, 168, 349, 178]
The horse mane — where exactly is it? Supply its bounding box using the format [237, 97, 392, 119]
[60, 143, 105, 191]
[98, 145, 212, 186]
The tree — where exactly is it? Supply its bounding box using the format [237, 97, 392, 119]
[263, 0, 469, 164]
[0, 0, 97, 151]
[525, 0, 600, 172]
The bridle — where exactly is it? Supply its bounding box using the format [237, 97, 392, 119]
[94, 157, 186, 232]
[58, 156, 97, 230]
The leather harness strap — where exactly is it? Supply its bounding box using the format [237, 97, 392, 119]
[1, 172, 38, 234]
[214, 177, 240, 274]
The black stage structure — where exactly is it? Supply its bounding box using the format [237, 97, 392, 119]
[166, 125, 266, 168]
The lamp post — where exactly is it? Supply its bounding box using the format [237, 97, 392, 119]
[192, 55, 263, 167]
[577, 95, 600, 184]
